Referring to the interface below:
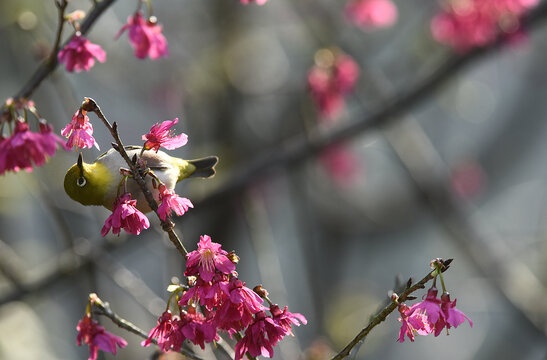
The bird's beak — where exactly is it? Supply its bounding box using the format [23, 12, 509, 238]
[77, 152, 84, 178]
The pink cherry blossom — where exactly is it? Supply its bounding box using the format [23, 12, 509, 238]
[101, 193, 150, 236]
[0, 120, 67, 175]
[157, 184, 193, 221]
[431, 0, 538, 52]
[440, 292, 473, 330]
[179, 310, 219, 350]
[142, 117, 188, 152]
[116, 12, 168, 60]
[345, 0, 398, 29]
[141, 311, 184, 352]
[308, 53, 359, 119]
[269, 304, 307, 335]
[214, 277, 265, 334]
[179, 274, 228, 311]
[234, 310, 286, 360]
[408, 287, 445, 335]
[58, 33, 106, 72]
[76, 316, 127, 360]
[185, 235, 236, 282]
[61, 109, 99, 150]
[397, 303, 432, 342]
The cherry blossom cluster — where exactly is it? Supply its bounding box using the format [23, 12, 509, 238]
[0, 98, 67, 175]
[142, 235, 307, 359]
[396, 259, 472, 342]
[431, 0, 538, 52]
[307, 49, 361, 186]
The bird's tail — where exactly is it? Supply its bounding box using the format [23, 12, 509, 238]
[184, 156, 219, 180]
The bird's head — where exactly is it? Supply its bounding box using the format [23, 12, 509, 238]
[64, 153, 112, 207]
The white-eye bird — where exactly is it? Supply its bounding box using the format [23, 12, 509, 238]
[64, 146, 218, 212]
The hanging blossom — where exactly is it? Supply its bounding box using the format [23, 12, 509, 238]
[308, 50, 359, 120]
[142, 311, 184, 352]
[0, 120, 67, 175]
[58, 33, 106, 72]
[431, 0, 538, 52]
[116, 12, 168, 60]
[345, 0, 398, 30]
[61, 109, 99, 150]
[144, 235, 306, 357]
[76, 315, 127, 360]
[234, 310, 287, 360]
[101, 192, 150, 236]
[142, 117, 188, 152]
[157, 184, 193, 221]
[397, 287, 472, 342]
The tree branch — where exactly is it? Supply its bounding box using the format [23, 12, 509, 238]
[81, 98, 188, 256]
[92, 297, 204, 360]
[197, 2, 547, 208]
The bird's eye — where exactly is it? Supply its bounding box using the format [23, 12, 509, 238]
[77, 177, 87, 187]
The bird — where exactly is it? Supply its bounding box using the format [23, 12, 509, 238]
[64, 146, 218, 212]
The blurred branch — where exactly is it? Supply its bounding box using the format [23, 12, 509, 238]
[197, 2, 547, 208]
[331, 266, 442, 360]
[12, 0, 117, 100]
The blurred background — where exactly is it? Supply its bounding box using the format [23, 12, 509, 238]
[1, 0, 547, 359]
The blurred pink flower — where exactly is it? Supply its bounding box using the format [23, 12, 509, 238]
[76, 316, 127, 360]
[58, 33, 106, 72]
[157, 184, 193, 220]
[239, 0, 268, 5]
[431, 0, 538, 52]
[185, 235, 236, 282]
[450, 161, 486, 199]
[345, 0, 398, 29]
[308, 53, 359, 119]
[0, 120, 66, 175]
[319, 144, 360, 187]
[142, 117, 188, 152]
[116, 12, 168, 60]
[61, 109, 99, 150]
[101, 193, 150, 236]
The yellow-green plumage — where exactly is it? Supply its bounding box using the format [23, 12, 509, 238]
[64, 146, 217, 212]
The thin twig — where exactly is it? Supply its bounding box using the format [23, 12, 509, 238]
[81, 98, 188, 256]
[51, 0, 68, 61]
[92, 298, 204, 360]
[12, 0, 117, 101]
[331, 270, 438, 360]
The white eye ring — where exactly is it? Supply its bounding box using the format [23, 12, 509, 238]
[77, 177, 87, 187]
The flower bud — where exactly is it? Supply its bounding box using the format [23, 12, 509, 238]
[253, 284, 269, 299]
